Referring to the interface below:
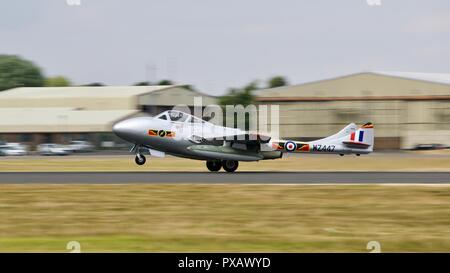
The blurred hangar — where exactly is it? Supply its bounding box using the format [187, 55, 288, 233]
[256, 71, 450, 149]
[0, 71, 449, 151]
[0, 85, 216, 149]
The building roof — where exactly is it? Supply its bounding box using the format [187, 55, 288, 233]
[0, 108, 139, 133]
[258, 71, 450, 93]
[0, 85, 176, 99]
[256, 71, 450, 101]
[371, 71, 450, 85]
[0, 85, 207, 110]
[0, 85, 216, 133]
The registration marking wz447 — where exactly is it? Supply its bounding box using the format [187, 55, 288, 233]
[312, 144, 335, 152]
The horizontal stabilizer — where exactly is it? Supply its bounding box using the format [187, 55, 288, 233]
[342, 141, 371, 148]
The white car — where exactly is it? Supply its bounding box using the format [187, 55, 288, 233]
[37, 143, 71, 156]
[67, 140, 94, 153]
[0, 143, 28, 156]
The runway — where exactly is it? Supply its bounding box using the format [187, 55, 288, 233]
[0, 172, 449, 184]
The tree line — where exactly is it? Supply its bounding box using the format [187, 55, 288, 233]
[0, 54, 288, 105]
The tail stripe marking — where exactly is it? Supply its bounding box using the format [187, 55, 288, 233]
[358, 131, 364, 142]
[350, 132, 355, 141]
[297, 144, 310, 152]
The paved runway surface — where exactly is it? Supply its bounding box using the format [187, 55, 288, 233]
[0, 172, 449, 184]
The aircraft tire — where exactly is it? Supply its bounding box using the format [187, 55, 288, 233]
[135, 154, 146, 165]
[206, 161, 222, 172]
[222, 160, 239, 173]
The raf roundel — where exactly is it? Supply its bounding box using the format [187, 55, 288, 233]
[285, 141, 297, 152]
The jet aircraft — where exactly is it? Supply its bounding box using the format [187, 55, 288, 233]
[113, 110, 374, 172]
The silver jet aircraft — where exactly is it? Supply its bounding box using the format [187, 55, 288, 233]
[113, 110, 374, 172]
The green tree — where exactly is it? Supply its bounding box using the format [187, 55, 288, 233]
[182, 84, 196, 91]
[267, 76, 288, 88]
[218, 81, 259, 129]
[157, 79, 174, 85]
[82, 82, 105, 87]
[134, 81, 152, 86]
[218, 81, 258, 106]
[0, 55, 45, 91]
[45, 76, 71, 87]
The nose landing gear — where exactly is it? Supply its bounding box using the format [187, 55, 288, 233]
[131, 144, 147, 166]
[135, 154, 146, 165]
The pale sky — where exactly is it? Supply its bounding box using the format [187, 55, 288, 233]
[1, 0, 450, 95]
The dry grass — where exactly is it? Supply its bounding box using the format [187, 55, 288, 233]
[0, 184, 450, 252]
[0, 152, 450, 172]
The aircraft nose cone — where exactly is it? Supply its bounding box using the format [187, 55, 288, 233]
[113, 120, 134, 140]
[113, 117, 155, 142]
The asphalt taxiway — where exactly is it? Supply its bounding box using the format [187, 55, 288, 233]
[0, 172, 449, 184]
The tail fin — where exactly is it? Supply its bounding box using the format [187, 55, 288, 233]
[342, 122, 374, 151]
[320, 123, 358, 141]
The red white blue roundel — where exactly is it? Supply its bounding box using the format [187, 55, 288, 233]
[285, 141, 297, 151]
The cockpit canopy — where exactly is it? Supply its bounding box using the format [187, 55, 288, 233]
[155, 110, 209, 124]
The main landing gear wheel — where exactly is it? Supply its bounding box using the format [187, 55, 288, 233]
[206, 161, 222, 172]
[222, 160, 239, 173]
[135, 154, 146, 165]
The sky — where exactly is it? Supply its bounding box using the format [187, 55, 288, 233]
[1, 0, 450, 95]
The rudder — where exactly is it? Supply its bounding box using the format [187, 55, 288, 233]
[346, 122, 374, 151]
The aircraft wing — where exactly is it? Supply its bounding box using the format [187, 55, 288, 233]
[202, 132, 271, 144]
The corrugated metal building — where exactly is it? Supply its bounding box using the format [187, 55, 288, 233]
[0, 85, 216, 148]
[256, 72, 450, 149]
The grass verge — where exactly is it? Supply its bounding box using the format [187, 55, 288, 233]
[0, 184, 449, 252]
[1, 153, 450, 172]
